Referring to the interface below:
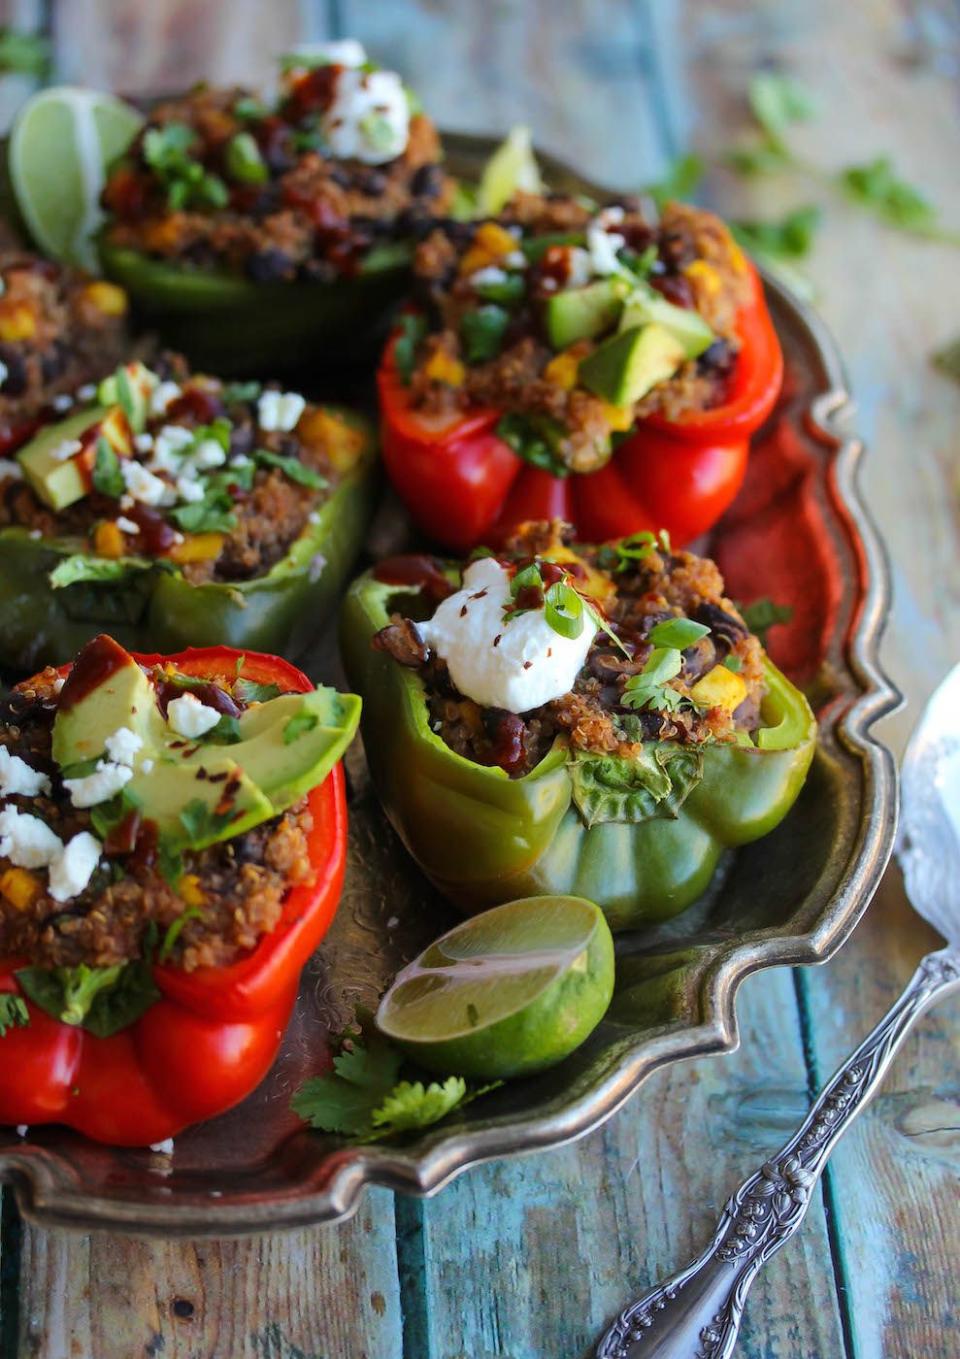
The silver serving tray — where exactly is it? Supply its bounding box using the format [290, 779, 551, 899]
[0, 138, 900, 1235]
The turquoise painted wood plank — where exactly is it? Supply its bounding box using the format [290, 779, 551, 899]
[395, 967, 846, 1359]
[340, 0, 676, 189]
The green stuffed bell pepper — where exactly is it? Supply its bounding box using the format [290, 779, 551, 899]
[0, 359, 376, 672]
[95, 49, 455, 376]
[341, 525, 816, 930]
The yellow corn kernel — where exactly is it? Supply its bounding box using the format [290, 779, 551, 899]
[178, 874, 207, 909]
[83, 281, 128, 317]
[544, 351, 581, 391]
[142, 215, 186, 253]
[727, 238, 749, 274]
[683, 259, 721, 298]
[94, 521, 126, 559]
[296, 407, 364, 473]
[0, 867, 41, 911]
[537, 532, 617, 603]
[690, 664, 748, 714]
[599, 399, 635, 432]
[423, 349, 466, 387]
[475, 222, 519, 257]
[0, 302, 37, 342]
[167, 532, 225, 564]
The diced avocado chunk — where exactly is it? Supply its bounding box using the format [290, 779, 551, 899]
[545, 279, 628, 350]
[51, 636, 362, 856]
[619, 282, 715, 359]
[17, 405, 108, 511]
[578, 324, 687, 406]
[97, 362, 153, 433]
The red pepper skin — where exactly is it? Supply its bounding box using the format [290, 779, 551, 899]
[379, 263, 782, 551]
[0, 645, 348, 1146]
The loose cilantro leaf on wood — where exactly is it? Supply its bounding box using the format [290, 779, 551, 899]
[748, 73, 817, 146]
[0, 28, 50, 78]
[0, 993, 29, 1037]
[645, 153, 703, 208]
[839, 157, 958, 242]
[732, 205, 821, 260]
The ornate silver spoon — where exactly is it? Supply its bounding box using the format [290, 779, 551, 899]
[596, 664, 960, 1359]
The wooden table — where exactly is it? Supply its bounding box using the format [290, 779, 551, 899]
[2, 1, 959, 1355]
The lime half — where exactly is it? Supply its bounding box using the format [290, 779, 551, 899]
[476, 125, 544, 215]
[9, 85, 143, 271]
[376, 895, 614, 1079]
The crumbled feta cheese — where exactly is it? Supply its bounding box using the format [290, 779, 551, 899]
[51, 438, 83, 462]
[307, 510, 321, 525]
[566, 247, 593, 288]
[150, 424, 194, 474]
[175, 475, 206, 504]
[140, 758, 154, 775]
[230, 454, 253, 469]
[77, 383, 96, 401]
[309, 553, 327, 582]
[63, 760, 133, 808]
[288, 38, 367, 68]
[0, 806, 63, 868]
[104, 726, 142, 767]
[470, 265, 509, 288]
[52, 393, 73, 412]
[0, 746, 51, 797]
[15, 1125, 28, 1137]
[503, 251, 528, 270]
[323, 66, 410, 165]
[122, 459, 173, 507]
[586, 216, 627, 277]
[134, 433, 154, 453]
[167, 692, 221, 738]
[150, 381, 182, 416]
[258, 390, 306, 433]
[418, 557, 597, 712]
[28, 529, 41, 539]
[189, 438, 226, 470]
[115, 516, 140, 535]
[47, 831, 102, 902]
[0, 459, 22, 480]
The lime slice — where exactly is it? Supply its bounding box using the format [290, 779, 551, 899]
[376, 895, 614, 1079]
[476, 125, 544, 216]
[9, 86, 143, 272]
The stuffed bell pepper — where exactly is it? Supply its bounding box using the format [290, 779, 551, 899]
[341, 521, 815, 929]
[378, 193, 783, 550]
[98, 42, 453, 373]
[0, 250, 128, 459]
[0, 355, 376, 671]
[0, 632, 360, 1145]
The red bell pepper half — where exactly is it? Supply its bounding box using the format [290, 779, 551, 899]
[0, 645, 349, 1147]
[379, 263, 783, 552]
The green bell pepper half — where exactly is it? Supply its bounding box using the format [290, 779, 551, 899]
[340, 570, 818, 931]
[98, 240, 411, 376]
[0, 408, 377, 674]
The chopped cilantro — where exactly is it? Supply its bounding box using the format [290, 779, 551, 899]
[621, 647, 686, 713]
[0, 993, 29, 1038]
[739, 597, 794, 645]
[221, 380, 262, 404]
[15, 961, 159, 1038]
[256, 449, 327, 489]
[394, 313, 428, 385]
[158, 904, 204, 964]
[178, 799, 235, 844]
[233, 678, 283, 704]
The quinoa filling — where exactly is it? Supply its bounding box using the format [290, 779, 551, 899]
[0, 253, 128, 435]
[101, 48, 453, 283]
[0, 355, 367, 583]
[0, 663, 314, 973]
[374, 521, 765, 778]
[398, 194, 751, 474]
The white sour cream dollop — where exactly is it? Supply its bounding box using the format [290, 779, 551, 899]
[417, 557, 597, 714]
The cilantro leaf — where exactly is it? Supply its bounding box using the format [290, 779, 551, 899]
[621, 647, 685, 712]
[0, 27, 50, 78]
[394, 313, 427, 385]
[221, 379, 262, 403]
[838, 157, 955, 240]
[739, 597, 793, 645]
[15, 961, 159, 1037]
[178, 798, 235, 844]
[368, 1078, 468, 1138]
[645, 153, 703, 208]
[495, 412, 574, 479]
[748, 73, 816, 145]
[291, 1076, 395, 1137]
[732, 205, 821, 261]
[648, 616, 710, 650]
[168, 489, 237, 535]
[460, 305, 511, 363]
[48, 554, 156, 589]
[233, 678, 283, 704]
[0, 993, 29, 1038]
[333, 1031, 403, 1093]
[256, 449, 327, 490]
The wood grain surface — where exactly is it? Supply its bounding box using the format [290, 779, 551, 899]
[1, 1, 958, 1356]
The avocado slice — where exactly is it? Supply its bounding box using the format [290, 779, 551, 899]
[51, 636, 361, 857]
[545, 279, 628, 350]
[17, 405, 108, 511]
[578, 323, 687, 406]
[619, 282, 715, 359]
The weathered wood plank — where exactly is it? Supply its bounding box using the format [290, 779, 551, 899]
[680, 2, 960, 1355]
[397, 967, 846, 1359]
[16, 1189, 404, 1359]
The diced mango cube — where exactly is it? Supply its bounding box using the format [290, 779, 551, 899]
[177, 873, 207, 908]
[167, 533, 225, 564]
[0, 301, 37, 341]
[83, 281, 128, 317]
[690, 664, 748, 713]
[544, 351, 581, 391]
[94, 520, 126, 558]
[423, 349, 466, 387]
[0, 867, 41, 911]
[599, 399, 635, 432]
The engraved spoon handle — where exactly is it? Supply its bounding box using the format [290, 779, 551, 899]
[596, 946, 960, 1359]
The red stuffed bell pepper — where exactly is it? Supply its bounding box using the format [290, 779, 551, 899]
[379, 198, 782, 552]
[0, 634, 360, 1146]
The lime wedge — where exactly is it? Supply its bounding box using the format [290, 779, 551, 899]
[9, 86, 143, 271]
[376, 895, 614, 1079]
[476, 125, 544, 215]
